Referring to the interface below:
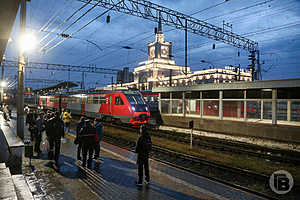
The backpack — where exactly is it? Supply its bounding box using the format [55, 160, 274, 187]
[143, 136, 152, 153]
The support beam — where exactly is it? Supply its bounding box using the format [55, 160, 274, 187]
[183, 92, 186, 117]
[272, 89, 277, 125]
[244, 90, 247, 121]
[200, 91, 203, 118]
[2, 60, 120, 74]
[17, 0, 26, 140]
[287, 100, 291, 122]
[169, 92, 172, 114]
[78, 0, 258, 52]
[219, 90, 223, 120]
[158, 92, 161, 113]
[261, 100, 264, 120]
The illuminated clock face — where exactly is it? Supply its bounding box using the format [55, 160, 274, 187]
[161, 46, 168, 57]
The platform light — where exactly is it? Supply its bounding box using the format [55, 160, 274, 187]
[0, 81, 7, 88]
[19, 31, 37, 53]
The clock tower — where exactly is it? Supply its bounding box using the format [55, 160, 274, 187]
[148, 19, 172, 60]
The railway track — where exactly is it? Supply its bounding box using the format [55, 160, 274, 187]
[103, 122, 300, 165]
[102, 132, 283, 200]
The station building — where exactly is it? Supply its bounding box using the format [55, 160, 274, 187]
[152, 79, 300, 143]
[110, 22, 252, 90]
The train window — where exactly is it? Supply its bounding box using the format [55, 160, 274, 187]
[93, 96, 100, 104]
[125, 94, 145, 105]
[115, 96, 124, 105]
[99, 95, 106, 104]
[87, 96, 93, 104]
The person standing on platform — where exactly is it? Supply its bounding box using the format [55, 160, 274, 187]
[80, 119, 96, 168]
[75, 116, 85, 160]
[93, 118, 103, 160]
[2, 104, 9, 121]
[63, 109, 72, 134]
[48, 111, 65, 168]
[34, 112, 45, 155]
[135, 125, 152, 186]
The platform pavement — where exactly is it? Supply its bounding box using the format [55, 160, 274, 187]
[1, 111, 267, 200]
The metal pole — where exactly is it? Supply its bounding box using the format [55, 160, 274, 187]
[0, 63, 4, 103]
[190, 128, 193, 149]
[185, 19, 188, 75]
[17, 0, 26, 140]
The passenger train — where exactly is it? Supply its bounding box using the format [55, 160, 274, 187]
[33, 91, 150, 126]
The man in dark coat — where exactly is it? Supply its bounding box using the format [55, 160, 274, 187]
[93, 118, 103, 160]
[75, 116, 85, 160]
[34, 112, 45, 155]
[80, 119, 96, 168]
[135, 125, 152, 186]
[27, 110, 36, 141]
[48, 112, 64, 167]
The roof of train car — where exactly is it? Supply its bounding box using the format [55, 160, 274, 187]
[39, 90, 141, 97]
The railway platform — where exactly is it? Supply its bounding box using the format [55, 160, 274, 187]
[0, 110, 267, 200]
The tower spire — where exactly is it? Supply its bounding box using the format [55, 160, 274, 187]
[158, 13, 163, 33]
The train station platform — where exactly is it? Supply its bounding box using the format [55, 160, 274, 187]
[0, 110, 267, 200]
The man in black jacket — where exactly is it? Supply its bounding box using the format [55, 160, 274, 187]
[80, 119, 96, 168]
[48, 112, 64, 168]
[135, 125, 152, 186]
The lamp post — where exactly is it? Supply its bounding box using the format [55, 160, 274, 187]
[17, 0, 36, 140]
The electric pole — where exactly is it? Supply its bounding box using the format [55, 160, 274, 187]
[17, 0, 26, 140]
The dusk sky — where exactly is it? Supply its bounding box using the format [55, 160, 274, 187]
[4, 0, 300, 89]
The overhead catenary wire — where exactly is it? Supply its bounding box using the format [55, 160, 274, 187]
[39, 0, 74, 33]
[40, 0, 92, 43]
[204, 0, 275, 21]
[41, 0, 102, 51]
[81, 0, 232, 65]
[43, 0, 125, 53]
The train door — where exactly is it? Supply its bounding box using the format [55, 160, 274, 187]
[81, 96, 85, 116]
[113, 95, 126, 116]
[109, 95, 112, 115]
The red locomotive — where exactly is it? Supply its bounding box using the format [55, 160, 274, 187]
[38, 90, 150, 126]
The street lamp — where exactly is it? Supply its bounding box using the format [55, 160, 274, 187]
[0, 81, 7, 88]
[19, 31, 37, 53]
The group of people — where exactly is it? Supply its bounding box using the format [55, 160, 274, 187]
[25, 106, 152, 186]
[75, 117, 103, 168]
[26, 109, 65, 168]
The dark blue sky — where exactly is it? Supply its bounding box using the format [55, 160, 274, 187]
[4, 0, 300, 89]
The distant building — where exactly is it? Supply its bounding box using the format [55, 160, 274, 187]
[107, 21, 252, 90]
[117, 67, 134, 84]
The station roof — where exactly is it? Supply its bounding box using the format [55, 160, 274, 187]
[0, 0, 20, 65]
[153, 78, 300, 92]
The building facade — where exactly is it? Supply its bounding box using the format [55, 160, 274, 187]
[109, 22, 252, 90]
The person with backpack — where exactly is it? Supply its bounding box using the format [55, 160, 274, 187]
[48, 111, 65, 168]
[135, 125, 152, 186]
[75, 116, 85, 160]
[80, 119, 97, 168]
[93, 118, 103, 160]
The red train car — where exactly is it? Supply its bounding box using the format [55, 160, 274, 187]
[38, 91, 150, 126]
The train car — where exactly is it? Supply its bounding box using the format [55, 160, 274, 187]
[38, 90, 150, 126]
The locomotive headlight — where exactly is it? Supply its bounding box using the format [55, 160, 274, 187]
[132, 105, 136, 112]
[145, 106, 149, 112]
